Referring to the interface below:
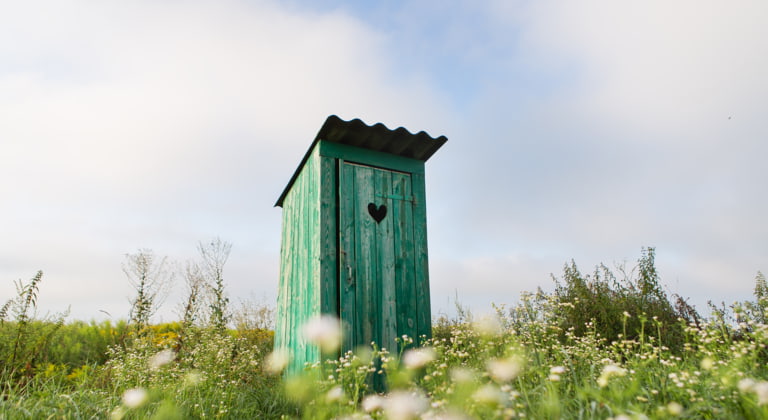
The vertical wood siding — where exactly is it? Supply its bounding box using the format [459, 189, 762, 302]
[411, 172, 432, 341]
[339, 162, 427, 355]
[275, 147, 322, 374]
[276, 140, 434, 378]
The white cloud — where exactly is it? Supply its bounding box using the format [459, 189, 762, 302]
[427, 0, 768, 313]
[516, 0, 768, 131]
[2, 0, 765, 323]
[0, 0, 454, 321]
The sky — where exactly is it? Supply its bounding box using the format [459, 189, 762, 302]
[1, 0, 766, 323]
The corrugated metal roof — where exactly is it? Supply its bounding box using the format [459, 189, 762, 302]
[316, 115, 448, 161]
[275, 115, 447, 207]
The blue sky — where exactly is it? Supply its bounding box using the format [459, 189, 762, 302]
[2, 0, 766, 322]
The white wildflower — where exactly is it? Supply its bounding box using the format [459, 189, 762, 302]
[597, 364, 627, 387]
[754, 381, 768, 406]
[402, 347, 436, 370]
[550, 366, 566, 374]
[384, 391, 428, 420]
[738, 378, 756, 393]
[422, 410, 472, 420]
[183, 371, 203, 387]
[325, 386, 345, 403]
[667, 401, 683, 415]
[472, 313, 503, 336]
[472, 384, 505, 405]
[110, 406, 126, 420]
[303, 315, 343, 354]
[265, 349, 291, 374]
[700, 357, 714, 370]
[148, 349, 175, 370]
[449, 367, 475, 383]
[122, 388, 148, 409]
[362, 394, 385, 412]
[487, 356, 523, 383]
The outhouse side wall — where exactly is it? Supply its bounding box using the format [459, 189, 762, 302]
[274, 146, 324, 374]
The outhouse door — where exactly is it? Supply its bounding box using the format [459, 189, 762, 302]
[338, 162, 418, 355]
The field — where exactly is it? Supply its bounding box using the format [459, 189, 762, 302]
[2, 249, 767, 419]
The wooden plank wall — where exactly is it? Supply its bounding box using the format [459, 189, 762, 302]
[339, 162, 428, 356]
[275, 147, 322, 374]
[276, 140, 434, 377]
[411, 171, 432, 343]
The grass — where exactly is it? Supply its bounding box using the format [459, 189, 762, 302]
[2, 298, 766, 419]
[2, 253, 767, 419]
[285, 297, 768, 419]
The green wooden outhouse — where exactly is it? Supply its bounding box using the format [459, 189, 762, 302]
[274, 115, 446, 373]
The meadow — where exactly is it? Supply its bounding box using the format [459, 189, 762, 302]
[1, 247, 767, 419]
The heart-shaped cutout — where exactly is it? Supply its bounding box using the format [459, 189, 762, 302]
[367, 203, 387, 224]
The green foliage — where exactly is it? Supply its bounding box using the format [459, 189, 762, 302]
[0, 320, 291, 419]
[11, 271, 44, 367]
[551, 247, 695, 352]
[743, 271, 768, 325]
[101, 320, 291, 419]
[432, 299, 474, 343]
[3, 247, 766, 419]
[281, 296, 768, 420]
[42, 320, 130, 367]
[1, 271, 68, 385]
[1, 259, 287, 419]
[706, 272, 768, 361]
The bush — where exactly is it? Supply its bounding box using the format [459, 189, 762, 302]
[551, 247, 697, 352]
[41, 320, 130, 367]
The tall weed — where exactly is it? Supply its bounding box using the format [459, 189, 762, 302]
[551, 247, 695, 352]
[1, 271, 67, 386]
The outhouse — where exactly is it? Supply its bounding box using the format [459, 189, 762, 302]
[274, 115, 446, 373]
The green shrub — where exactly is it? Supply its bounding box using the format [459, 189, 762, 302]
[551, 247, 696, 352]
[41, 320, 130, 367]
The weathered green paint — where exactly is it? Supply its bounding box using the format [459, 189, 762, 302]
[275, 117, 444, 377]
[338, 163, 421, 355]
[274, 145, 324, 374]
[319, 141, 425, 176]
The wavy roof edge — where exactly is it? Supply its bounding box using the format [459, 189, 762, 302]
[275, 115, 447, 207]
[316, 115, 448, 161]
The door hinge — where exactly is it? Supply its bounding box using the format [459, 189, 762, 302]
[375, 193, 414, 202]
